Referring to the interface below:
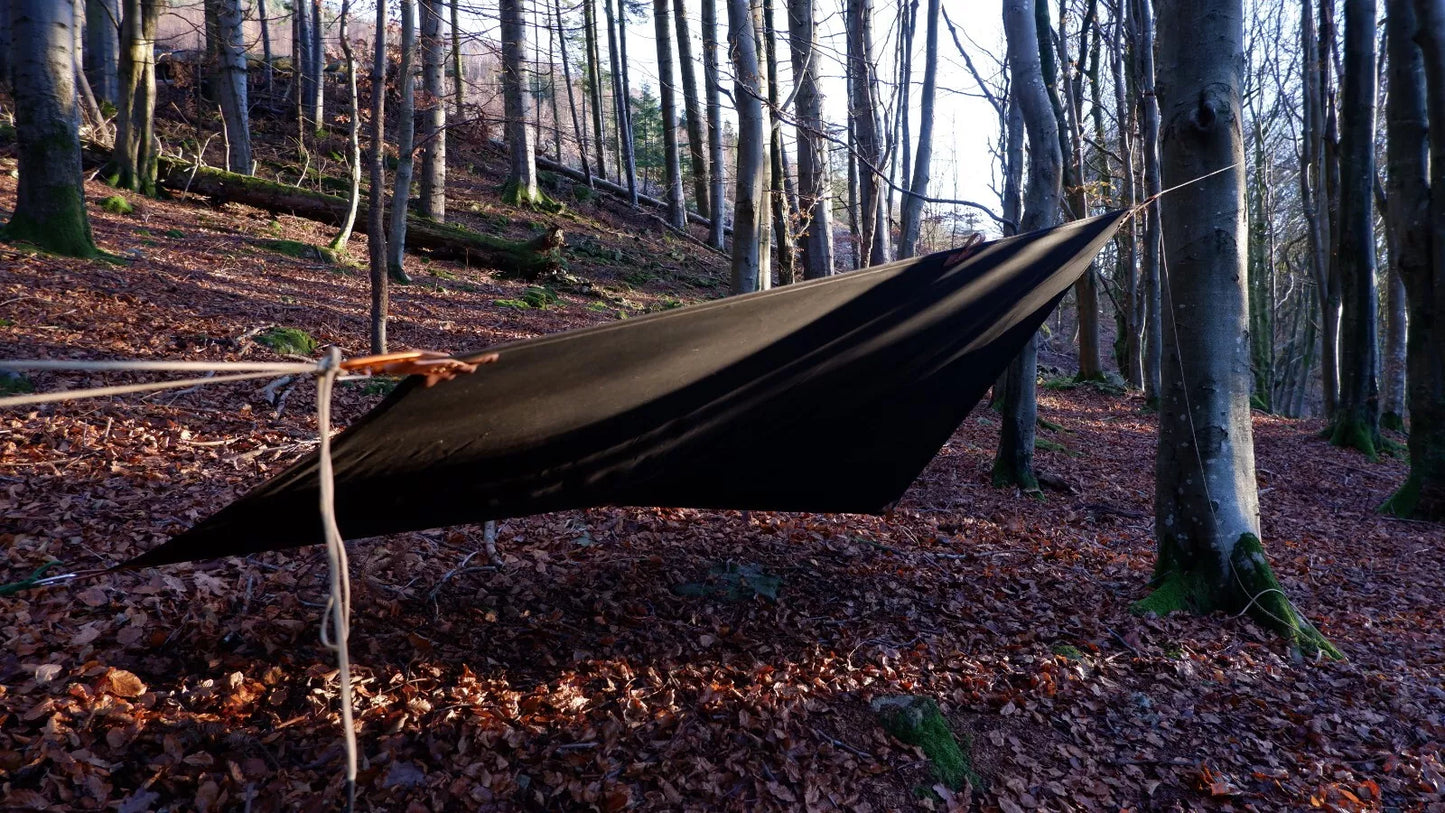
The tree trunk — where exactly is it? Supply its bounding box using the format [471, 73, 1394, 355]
[387, 0, 417, 283]
[603, 0, 638, 206]
[847, 0, 886, 267]
[451, 0, 464, 120]
[788, 0, 834, 278]
[1317, 0, 1343, 418]
[4, 0, 96, 258]
[1112, 1, 1141, 388]
[84, 0, 119, 105]
[1328, 0, 1382, 455]
[0, 1, 12, 88]
[331, 0, 362, 252]
[702, 0, 727, 248]
[1381, 263, 1407, 430]
[370, 0, 390, 354]
[556, 0, 590, 182]
[994, 0, 1062, 493]
[897, 0, 939, 259]
[584, 0, 608, 181]
[1145, 0, 1337, 657]
[294, 0, 312, 132]
[309, 0, 324, 128]
[674, 0, 709, 217]
[728, 0, 769, 293]
[1054, 0, 1103, 381]
[258, 0, 274, 100]
[205, 0, 251, 174]
[763, 0, 795, 283]
[1134, 0, 1162, 403]
[109, 0, 159, 195]
[501, 0, 542, 206]
[419, 0, 447, 221]
[1381, 0, 1445, 519]
[653, 0, 688, 229]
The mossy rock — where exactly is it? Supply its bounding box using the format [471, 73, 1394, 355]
[493, 298, 532, 310]
[871, 696, 979, 791]
[100, 195, 135, 215]
[257, 238, 336, 264]
[521, 286, 558, 309]
[0, 371, 34, 396]
[255, 326, 319, 356]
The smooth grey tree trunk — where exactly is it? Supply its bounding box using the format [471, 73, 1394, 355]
[109, 0, 159, 195]
[308, 0, 324, 127]
[702, 0, 727, 248]
[420, 0, 447, 221]
[555, 0, 590, 181]
[763, 0, 795, 283]
[501, 0, 541, 206]
[84, 0, 119, 105]
[847, 0, 885, 267]
[258, 0, 273, 99]
[993, 0, 1062, 493]
[788, 0, 834, 278]
[1329, 0, 1382, 455]
[728, 0, 769, 293]
[369, 0, 390, 353]
[205, 0, 251, 174]
[1134, 0, 1162, 402]
[4, 0, 96, 258]
[584, 0, 607, 181]
[1112, 2, 1140, 388]
[603, 0, 638, 206]
[654, 0, 688, 229]
[331, 0, 362, 252]
[897, 0, 939, 259]
[1145, 0, 1337, 656]
[1381, 263, 1407, 429]
[451, 0, 464, 120]
[387, 0, 417, 283]
[674, 0, 709, 217]
[617, 0, 639, 205]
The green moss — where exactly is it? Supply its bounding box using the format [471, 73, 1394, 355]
[1379, 474, 1421, 519]
[990, 456, 1041, 496]
[871, 696, 980, 791]
[493, 298, 532, 310]
[1380, 412, 1405, 432]
[1329, 416, 1379, 460]
[0, 372, 34, 396]
[1050, 643, 1083, 660]
[100, 195, 135, 215]
[500, 179, 565, 213]
[521, 286, 558, 309]
[256, 326, 320, 356]
[257, 238, 336, 264]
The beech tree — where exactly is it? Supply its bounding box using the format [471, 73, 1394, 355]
[993, 0, 1060, 493]
[369, 0, 391, 353]
[108, 0, 161, 195]
[84, 0, 120, 105]
[331, 0, 362, 252]
[673, 0, 708, 217]
[4, 0, 97, 258]
[1329, 0, 1382, 456]
[846, 0, 886, 266]
[501, 0, 543, 205]
[388, 0, 417, 283]
[420, 0, 448, 221]
[652, 0, 687, 229]
[702, 0, 727, 248]
[204, 0, 251, 174]
[729, 0, 770, 293]
[1141, 0, 1337, 656]
[896, 0, 940, 259]
[787, 0, 833, 278]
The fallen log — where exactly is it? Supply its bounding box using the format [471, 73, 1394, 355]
[157, 159, 562, 278]
[534, 155, 731, 238]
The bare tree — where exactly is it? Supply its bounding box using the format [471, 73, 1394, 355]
[1144, 0, 1337, 656]
[84, 0, 120, 105]
[108, 0, 161, 195]
[369, 0, 391, 353]
[763, 0, 795, 282]
[501, 0, 538, 204]
[653, 0, 687, 228]
[1380, 0, 1444, 519]
[387, 0, 417, 282]
[674, 0, 709, 216]
[0, 2, 12, 87]
[729, 0, 770, 293]
[330, 0, 362, 252]
[788, 0, 834, 278]
[205, 0, 251, 174]
[584, 0, 608, 180]
[4, 0, 97, 258]
[258, 0, 274, 98]
[847, 0, 886, 266]
[602, 0, 638, 205]
[1328, 0, 1381, 455]
[1135, 0, 1163, 402]
[420, 0, 447, 220]
[897, 0, 940, 259]
[993, 0, 1062, 493]
[703, 0, 727, 247]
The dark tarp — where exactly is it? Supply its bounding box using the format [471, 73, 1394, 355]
[126, 211, 1127, 568]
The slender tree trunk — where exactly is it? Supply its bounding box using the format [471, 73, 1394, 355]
[258, 0, 274, 100]
[369, 0, 390, 354]
[728, 0, 768, 293]
[994, 0, 1062, 493]
[1318, 0, 1343, 418]
[654, 0, 688, 229]
[331, 0, 362, 252]
[763, 0, 795, 282]
[702, 0, 727, 248]
[617, 0, 639, 204]
[556, 0, 590, 182]
[897, 0, 939, 259]
[603, 0, 638, 205]
[387, 0, 416, 283]
[109, 0, 160, 195]
[205, 0, 251, 174]
[1145, 0, 1337, 657]
[788, 0, 833, 278]
[1381, 0, 1445, 519]
[294, 0, 311, 140]
[1327, 0, 1382, 455]
[4, 0, 97, 258]
[0, 1, 12, 88]
[584, 0, 607, 181]
[420, 0, 447, 220]
[1381, 263, 1408, 429]
[84, 0, 120, 105]
[451, 0, 464, 120]
[1113, 3, 1141, 388]
[674, 0, 709, 216]
[847, 0, 885, 267]
[1056, 0, 1103, 381]
[309, 0, 324, 127]
[502, 0, 543, 205]
[1135, 0, 1162, 402]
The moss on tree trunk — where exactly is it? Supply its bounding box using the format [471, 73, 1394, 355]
[1132, 533, 1341, 659]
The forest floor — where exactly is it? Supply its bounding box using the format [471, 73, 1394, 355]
[2, 123, 1443, 812]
